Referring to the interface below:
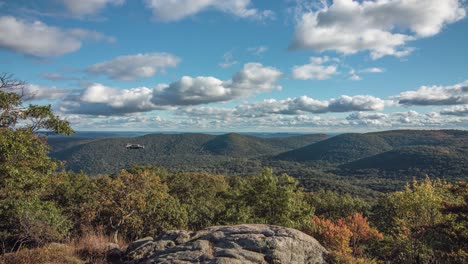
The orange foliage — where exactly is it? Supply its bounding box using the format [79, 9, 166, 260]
[312, 216, 353, 255]
[345, 213, 383, 256]
[311, 213, 383, 258]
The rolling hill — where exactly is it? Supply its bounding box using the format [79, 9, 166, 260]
[341, 145, 468, 175]
[275, 130, 468, 164]
[49, 133, 328, 174]
[275, 133, 393, 163]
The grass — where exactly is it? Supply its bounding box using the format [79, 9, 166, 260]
[0, 228, 127, 264]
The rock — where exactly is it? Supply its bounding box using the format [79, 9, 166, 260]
[121, 224, 328, 264]
[126, 237, 154, 253]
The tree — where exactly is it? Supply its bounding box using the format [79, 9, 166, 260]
[369, 178, 460, 262]
[0, 73, 73, 252]
[94, 169, 187, 242]
[223, 168, 314, 229]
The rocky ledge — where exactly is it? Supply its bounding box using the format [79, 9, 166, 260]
[109, 224, 328, 264]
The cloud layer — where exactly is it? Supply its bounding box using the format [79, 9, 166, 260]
[291, 0, 466, 59]
[292, 56, 338, 80]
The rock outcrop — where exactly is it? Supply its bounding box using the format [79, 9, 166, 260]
[113, 224, 328, 264]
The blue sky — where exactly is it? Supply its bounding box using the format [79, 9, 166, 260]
[1, 0, 467, 132]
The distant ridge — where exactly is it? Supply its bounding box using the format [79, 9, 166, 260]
[341, 145, 468, 173]
[275, 133, 392, 163]
[275, 130, 467, 164]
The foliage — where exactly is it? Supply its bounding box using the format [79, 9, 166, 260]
[305, 190, 370, 220]
[369, 178, 467, 263]
[221, 168, 314, 229]
[310, 213, 383, 260]
[0, 73, 73, 252]
[94, 169, 187, 241]
[163, 171, 228, 230]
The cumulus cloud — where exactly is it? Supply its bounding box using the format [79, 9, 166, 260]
[234, 94, 385, 116]
[346, 112, 388, 121]
[292, 56, 338, 80]
[392, 81, 468, 106]
[440, 105, 468, 116]
[59, 0, 125, 16]
[0, 16, 114, 57]
[60, 83, 169, 115]
[290, 0, 466, 59]
[61, 63, 282, 115]
[144, 0, 274, 22]
[87, 53, 181, 81]
[152, 63, 282, 105]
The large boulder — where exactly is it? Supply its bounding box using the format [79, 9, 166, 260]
[118, 224, 328, 264]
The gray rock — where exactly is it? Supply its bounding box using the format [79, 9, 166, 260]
[121, 224, 328, 264]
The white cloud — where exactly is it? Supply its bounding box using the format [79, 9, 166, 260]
[219, 51, 238, 68]
[59, 0, 125, 16]
[87, 52, 181, 81]
[346, 112, 388, 121]
[360, 67, 384, 73]
[0, 16, 114, 57]
[60, 83, 169, 115]
[392, 81, 468, 106]
[290, 0, 466, 59]
[144, 0, 274, 22]
[21, 84, 71, 101]
[247, 46, 268, 55]
[440, 105, 468, 116]
[328, 95, 385, 112]
[234, 94, 385, 116]
[348, 69, 362, 81]
[153, 62, 283, 105]
[292, 56, 338, 80]
[62, 63, 283, 115]
[41, 73, 78, 81]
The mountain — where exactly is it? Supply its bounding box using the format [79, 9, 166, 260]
[275, 133, 393, 163]
[49, 133, 328, 174]
[341, 146, 468, 176]
[275, 130, 468, 164]
[369, 129, 468, 148]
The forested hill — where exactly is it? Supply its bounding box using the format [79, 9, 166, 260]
[275, 129, 467, 164]
[48, 133, 328, 174]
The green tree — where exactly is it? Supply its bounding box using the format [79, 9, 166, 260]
[224, 168, 314, 229]
[0, 73, 73, 252]
[369, 178, 460, 262]
[94, 169, 187, 242]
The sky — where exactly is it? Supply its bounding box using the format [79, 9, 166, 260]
[1, 0, 467, 132]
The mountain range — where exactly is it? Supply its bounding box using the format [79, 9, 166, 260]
[48, 129, 467, 195]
